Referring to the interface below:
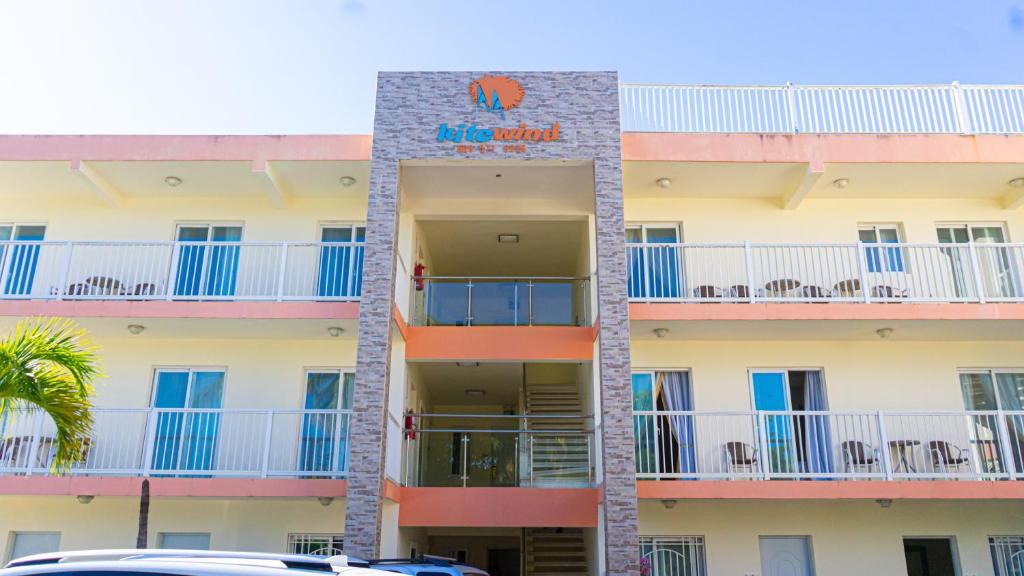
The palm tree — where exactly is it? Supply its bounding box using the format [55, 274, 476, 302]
[0, 317, 98, 473]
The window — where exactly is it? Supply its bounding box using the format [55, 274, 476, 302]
[7, 532, 60, 561]
[990, 536, 1024, 576]
[960, 370, 1024, 474]
[626, 224, 682, 300]
[150, 368, 226, 473]
[750, 370, 832, 476]
[0, 223, 46, 296]
[158, 532, 210, 550]
[858, 224, 904, 273]
[633, 372, 695, 476]
[300, 370, 354, 474]
[287, 534, 344, 555]
[639, 536, 706, 576]
[318, 224, 365, 298]
[173, 223, 243, 298]
[960, 370, 1024, 411]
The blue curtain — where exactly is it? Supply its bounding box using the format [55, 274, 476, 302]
[803, 371, 834, 475]
[659, 371, 696, 475]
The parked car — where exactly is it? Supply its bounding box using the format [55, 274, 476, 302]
[1, 550, 389, 576]
[361, 556, 488, 576]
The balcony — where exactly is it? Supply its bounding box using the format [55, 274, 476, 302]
[403, 414, 595, 488]
[627, 242, 1024, 304]
[0, 408, 351, 478]
[0, 241, 364, 302]
[635, 410, 1024, 481]
[410, 276, 591, 327]
[620, 83, 1024, 134]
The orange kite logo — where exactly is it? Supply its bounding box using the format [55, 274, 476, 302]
[469, 75, 524, 117]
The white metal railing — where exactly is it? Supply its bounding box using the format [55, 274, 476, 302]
[410, 276, 591, 327]
[626, 242, 1024, 303]
[402, 414, 595, 488]
[620, 83, 1024, 134]
[634, 410, 1024, 481]
[0, 408, 351, 478]
[0, 241, 364, 301]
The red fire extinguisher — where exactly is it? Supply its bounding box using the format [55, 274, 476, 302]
[414, 262, 426, 291]
[404, 410, 416, 440]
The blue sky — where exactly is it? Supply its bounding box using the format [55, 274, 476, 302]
[0, 0, 1021, 134]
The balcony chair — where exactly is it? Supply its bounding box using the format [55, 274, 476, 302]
[927, 440, 971, 475]
[729, 284, 750, 299]
[764, 278, 800, 297]
[833, 279, 861, 298]
[65, 282, 90, 296]
[841, 440, 881, 474]
[870, 285, 908, 300]
[799, 285, 831, 300]
[723, 441, 759, 478]
[692, 285, 723, 299]
[85, 276, 124, 296]
[131, 283, 158, 297]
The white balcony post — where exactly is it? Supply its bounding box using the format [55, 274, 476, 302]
[744, 241, 756, 303]
[529, 434, 535, 487]
[24, 411, 46, 476]
[260, 410, 274, 478]
[876, 410, 894, 481]
[951, 81, 972, 135]
[461, 433, 470, 487]
[164, 243, 180, 301]
[995, 411, 1018, 480]
[56, 241, 74, 301]
[757, 412, 771, 480]
[466, 279, 474, 327]
[855, 241, 872, 303]
[786, 82, 798, 133]
[967, 242, 988, 304]
[275, 243, 289, 302]
[141, 409, 159, 476]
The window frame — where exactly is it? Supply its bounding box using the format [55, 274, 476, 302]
[625, 223, 683, 244]
[6, 531, 61, 563]
[286, 533, 344, 555]
[958, 368, 1024, 411]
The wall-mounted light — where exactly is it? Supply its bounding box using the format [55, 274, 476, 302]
[318, 497, 334, 507]
[653, 327, 670, 339]
[832, 178, 850, 189]
[327, 326, 344, 337]
[1009, 177, 1024, 188]
[127, 324, 146, 335]
[338, 176, 357, 187]
[465, 389, 486, 397]
[656, 177, 673, 189]
[876, 327, 894, 339]
[497, 234, 519, 244]
[164, 176, 182, 187]
[76, 495, 95, 504]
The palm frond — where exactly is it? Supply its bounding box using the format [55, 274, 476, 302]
[0, 317, 99, 473]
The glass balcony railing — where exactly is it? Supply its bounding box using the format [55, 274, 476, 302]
[410, 276, 591, 326]
[403, 414, 595, 488]
[0, 241, 364, 301]
[0, 408, 351, 478]
[635, 409, 1024, 481]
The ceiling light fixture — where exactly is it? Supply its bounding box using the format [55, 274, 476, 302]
[127, 324, 146, 335]
[876, 327, 894, 339]
[1009, 177, 1024, 188]
[76, 495, 95, 504]
[327, 326, 344, 337]
[495, 173, 503, 178]
[832, 178, 850, 189]
[465, 389, 486, 397]
[456, 362, 480, 368]
[876, 498, 893, 508]
[653, 327, 670, 339]
[660, 499, 677, 509]
[497, 234, 520, 244]
[318, 497, 334, 507]
[338, 176, 357, 187]
[656, 177, 673, 189]
[164, 176, 182, 187]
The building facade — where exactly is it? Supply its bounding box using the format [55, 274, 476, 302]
[1, 73, 1024, 576]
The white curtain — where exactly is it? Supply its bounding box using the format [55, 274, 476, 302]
[659, 371, 695, 474]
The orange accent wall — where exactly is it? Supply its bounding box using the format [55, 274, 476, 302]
[404, 326, 595, 361]
[622, 132, 1024, 164]
[0, 301, 359, 320]
[637, 480, 1024, 500]
[0, 476, 346, 498]
[398, 487, 599, 527]
[629, 302, 1024, 322]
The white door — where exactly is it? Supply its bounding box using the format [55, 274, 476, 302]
[760, 537, 814, 576]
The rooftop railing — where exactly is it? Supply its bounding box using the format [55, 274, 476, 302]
[0, 408, 351, 478]
[0, 241, 364, 302]
[627, 242, 1024, 303]
[620, 83, 1024, 134]
[635, 410, 1024, 481]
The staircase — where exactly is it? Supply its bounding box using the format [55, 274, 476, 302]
[524, 382, 591, 487]
[525, 528, 589, 576]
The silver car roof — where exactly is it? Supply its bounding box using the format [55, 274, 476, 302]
[1, 558, 391, 576]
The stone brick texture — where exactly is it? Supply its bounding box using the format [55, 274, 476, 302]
[344, 72, 638, 575]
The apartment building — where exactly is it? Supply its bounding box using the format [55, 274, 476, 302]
[1, 72, 1023, 576]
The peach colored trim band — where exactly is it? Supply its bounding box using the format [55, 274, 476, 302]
[398, 487, 599, 527]
[405, 326, 596, 361]
[0, 301, 359, 320]
[629, 302, 1024, 322]
[637, 479, 1024, 500]
[0, 476, 346, 498]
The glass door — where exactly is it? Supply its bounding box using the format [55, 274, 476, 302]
[938, 224, 1018, 299]
[1, 224, 46, 296]
[300, 371, 353, 474]
[632, 373, 658, 475]
[173, 224, 243, 297]
[961, 370, 1024, 474]
[858, 225, 904, 273]
[626, 225, 682, 299]
[150, 369, 225, 474]
[317, 225, 365, 298]
[751, 371, 796, 475]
